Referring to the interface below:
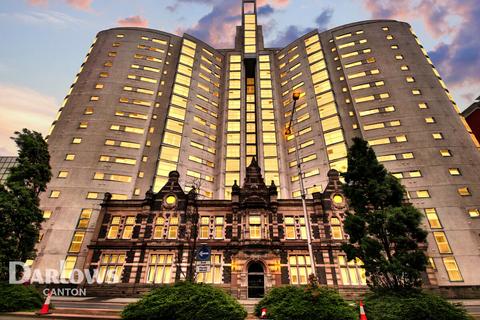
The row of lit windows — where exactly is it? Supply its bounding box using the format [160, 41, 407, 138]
[224, 54, 243, 198]
[305, 33, 348, 174]
[259, 54, 280, 187]
[154, 39, 197, 191]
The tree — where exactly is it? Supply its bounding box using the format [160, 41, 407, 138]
[0, 129, 51, 280]
[341, 137, 428, 291]
[122, 282, 247, 320]
[254, 285, 356, 320]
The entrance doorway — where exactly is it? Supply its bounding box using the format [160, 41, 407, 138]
[247, 262, 265, 298]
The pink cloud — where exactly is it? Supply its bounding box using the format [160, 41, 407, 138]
[28, 0, 92, 11]
[177, 0, 291, 48]
[360, 0, 480, 108]
[65, 0, 92, 11]
[28, 0, 48, 5]
[117, 15, 149, 28]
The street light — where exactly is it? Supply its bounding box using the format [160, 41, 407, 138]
[285, 91, 317, 278]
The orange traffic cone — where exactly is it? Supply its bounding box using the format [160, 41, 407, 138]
[359, 300, 367, 320]
[37, 289, 53, 315]
[260, 307, 267, 319]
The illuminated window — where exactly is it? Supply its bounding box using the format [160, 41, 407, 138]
[331, 217, 343, 239]
[42, 210, 52, 219]
[197, 254, 222, 284]
[147, 253, 173, 284]
[86, 192, 98, 199]
[338, 256, 366, 285]
[440, 149, 452, 157]
[468, 209, 479, 218]
[72, 137, 82, 144]
[107, 217, 120, 239]
[434, 231, 451, 253]
[417, 190, 430, 198]
[61, 256, 77, 279]
[289, 255, 312, 285]
[412, 89, 422, 95]
[57, 170, 68, 178]
[97, 254, 125, 284]
[68, 231, 85, 253]
[249, 216, 261, 239]
[443, 257, 463, 281]
[168, 216, 178, 239]
[395, 55, 404, 60]
[122, 216, 135, 239]
[84, 107, 94, 115]
[65, 154, 75, 161]
[458, 187, 471, 196]
[425, 208, 442, 228]
[432, 133, 444, 140]
[448, 168, 461, 176]
[49, 190, 60, 198]
[77, 209, 92, 229]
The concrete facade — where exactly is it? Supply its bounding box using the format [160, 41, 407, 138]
[0, 156, 17, 184]
[36, 0, 480, 290]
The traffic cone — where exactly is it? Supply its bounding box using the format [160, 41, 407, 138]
[37, 289, 53, 315]
[359, 300, 367, 320]
[260, 307, 267, 319]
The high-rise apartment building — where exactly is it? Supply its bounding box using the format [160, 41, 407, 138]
[0, 156, 18, 184]
[36, 0, 480, 292]
[462, 96, 480, 143]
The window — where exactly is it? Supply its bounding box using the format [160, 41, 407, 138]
[417, 190, 430, 198]
[68, 231, 85, 253]
[289, 255, 312, 285]
[424, 117, 435, 123]
[249, 216, 261, 239]
[107, 217, 120, 239]
[42, 210, 52, 219]
[49, 190, 60, 198]
[153, 217, 165, 239]
[58, 171, 68, 178]
[98, 254, 125, 284]
[433, 231, 451, 253]
[200, 216, 210, 239]
[440, 149, 452, 157]
[168, 216, 178, 239]
[285, 217, 295, 239]
[331, 217, 343, 239]
[77, 209, 92, 229]
[458, 187, 471, 196]
[468, 209, 479, 218]
[449, 168, 461, 176]
[61, 256, 77, 279]
[147, 254, 173, 284]
[215, 217, 224, 239]
[425, 208, 441, 228]
[122, 216, 136, 239]
[443, 257, 463, 281]
[432, 133, 443, 140]
[338, 256, 366, 285]
[72, 137, 82, 144]
[197, 254, 223, 284]
[412, 89, 421, 95]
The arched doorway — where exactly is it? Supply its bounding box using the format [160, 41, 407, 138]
[248, 262, 265, 298]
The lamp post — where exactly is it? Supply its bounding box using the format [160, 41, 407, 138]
[285, 92, 317, 278]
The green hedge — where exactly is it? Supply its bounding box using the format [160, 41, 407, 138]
[364, 291, 472, 320]
[254, 286, 356, 320]
[0, 283, 43, 312]
[122, 282, 246, 320]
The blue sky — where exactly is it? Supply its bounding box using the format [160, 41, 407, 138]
[0, 0, 478, 155]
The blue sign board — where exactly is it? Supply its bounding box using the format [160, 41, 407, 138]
[196, 244, 211, 261]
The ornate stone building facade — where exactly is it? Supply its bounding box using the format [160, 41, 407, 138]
[83, 161, 393, 298]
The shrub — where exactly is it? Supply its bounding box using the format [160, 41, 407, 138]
[0, 283, 43, 312]
[254, 285, 356, 320]
[121, 281, 246, 320]
[364, 290, 472, 320]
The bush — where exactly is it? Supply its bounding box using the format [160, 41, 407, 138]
[121, 282, 247, 320]
[0, 283, 43, 312]
[364, 290, 472, 320]
[254, 285, 356, 320]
